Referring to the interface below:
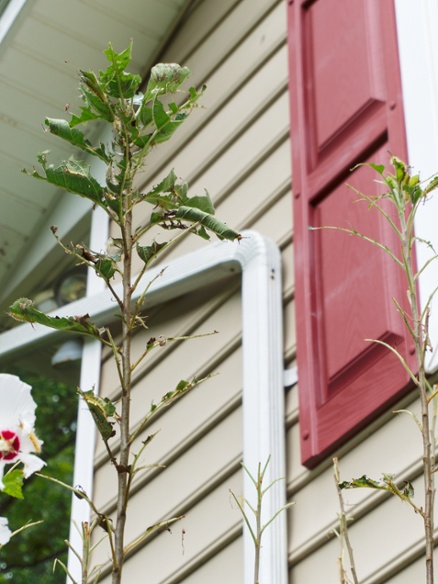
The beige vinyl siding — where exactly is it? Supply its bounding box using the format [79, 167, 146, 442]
[287, 375, 438, 583]
[92, 0, 292, 581]
[91, 0, 437, 581]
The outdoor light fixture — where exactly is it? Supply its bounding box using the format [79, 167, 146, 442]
[51, 339, 83, 367]
[33, 268, 87, 313]
[54, 269, 87, 307]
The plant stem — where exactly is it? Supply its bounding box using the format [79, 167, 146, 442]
[399, 203, 435, 584]
[254, 463, 262, 584]
[112, 205, 133, 584]
[333, 458, 359, 584]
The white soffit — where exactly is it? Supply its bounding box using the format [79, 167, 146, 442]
[395, 0, 438, 373]
[0, 0, 192, 309]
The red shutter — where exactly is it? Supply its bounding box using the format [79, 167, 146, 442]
[287, 0, 416, 467]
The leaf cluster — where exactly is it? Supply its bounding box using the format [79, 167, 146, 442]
[17, 42, 240, 297]
[9, 42, 243, 583]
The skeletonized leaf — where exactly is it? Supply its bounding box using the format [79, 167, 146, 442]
[144, 63, 191, 101]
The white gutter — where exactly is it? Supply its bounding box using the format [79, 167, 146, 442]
[0, 230, 288, 584]
[0, 0, 27, 45]
[66, 205, 109, 579]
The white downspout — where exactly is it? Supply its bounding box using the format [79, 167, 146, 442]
[0, 230, 288, 584]
[66, 205, 108, 580]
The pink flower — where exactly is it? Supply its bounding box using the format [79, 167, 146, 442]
[0, 516, 11, 546]
[0, 374, 45, 487]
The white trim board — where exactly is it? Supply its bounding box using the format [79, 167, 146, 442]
[0, 230, 288, 584]
[395, 0, 438, 373]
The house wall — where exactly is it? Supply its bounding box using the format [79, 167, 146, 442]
[90, 0, 437, 582]
[91, 0, 293, 581]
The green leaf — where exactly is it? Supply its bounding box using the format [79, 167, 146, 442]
[138, 105, 153, 128]
[95, 258, 117, 280]
[175, 379, 190, 391]
[402, 182, 423, 204]
[80, 69, 107, 102]
[76, 70, 114, 123]
[79, 390, 116, 442]
[137, 241, 167, 265]
[148, 169, 177, 196]
[23, 154, 118, 213]
[70, 105, 103, 127]
[423, 175, 438, 197]
[175, 206, 241, 241]
[103, 43, 132, 74]
[150, 100, 189, 144]
[106, 72, 142, 99]
[339, 475, 388, 491]
[9, 298, 105, 340]
[369, 163, 385, 176]
[45, 118, 110, 163]
[140, 170, 179, 209]
[3, 469, 25, 499]
[390, 155, 408, 184]
[100, 43, 141, 98]
[152, 99, 169, 130]
[183, 191, 215, 215]
[75, 244, 118, 280]
[402, 481, 414, 499]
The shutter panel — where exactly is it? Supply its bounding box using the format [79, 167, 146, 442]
[287, 0, 416, 467]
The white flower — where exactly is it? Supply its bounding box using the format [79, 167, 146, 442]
[0, 374, 45, 487]
[0, 516, 11, 545]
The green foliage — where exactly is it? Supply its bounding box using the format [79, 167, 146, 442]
[2, 471, 25, 500]
[339, 474, 415, 503]
[79, 390, 117, 442]
[16, 43, 241, 339]
[0, 369, 76, 582]
[12, 42, 242, 583]
[230, 458, 293, 584]
[329, 157, 438, 584]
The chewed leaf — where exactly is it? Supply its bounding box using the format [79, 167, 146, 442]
[79, 390, 116, 441]
[9, 298, 104, 340]
[137, 241, 167, 265]
[339, 475, 388, 491]
[184, 192, 215, 215]
[176, 206, 241, 241]
[23, 154, 119, 213]
[45, 118, 110, 163]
